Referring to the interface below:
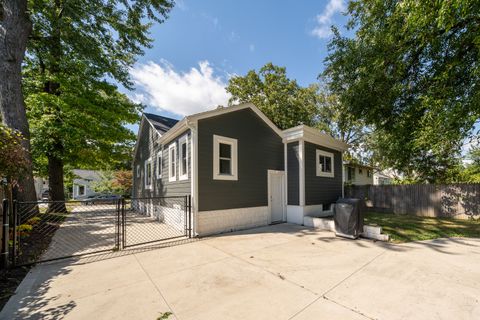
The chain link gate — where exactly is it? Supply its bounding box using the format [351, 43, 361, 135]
[7, 195, 192, 267]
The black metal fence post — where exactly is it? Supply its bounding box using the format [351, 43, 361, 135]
[116, 199, 120, 250]
[11, 200, 17, 267]
[184, 196, 188, 237]
[121, 198, 126, 249]
[1, 199, 9, 269]
[188, 195, 192, 238]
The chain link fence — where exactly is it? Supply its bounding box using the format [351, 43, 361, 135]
[6, 196, 191, 267]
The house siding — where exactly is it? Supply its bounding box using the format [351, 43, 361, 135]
[132, 117, 191, 198]
[197, 108, 284, 211]
[304, 142, 342, 206]
[287, 142, 300, 205]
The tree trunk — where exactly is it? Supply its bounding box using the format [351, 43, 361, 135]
[0, 0, 37, 203]
[47, 153, 67, 213]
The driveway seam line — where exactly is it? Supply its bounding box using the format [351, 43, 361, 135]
[322, 296, 374, 320]
[202, 240, 319, 296]
[288, 249, 386, 320]
[133, 254, 179, 320]
[322, 250, 386, 296]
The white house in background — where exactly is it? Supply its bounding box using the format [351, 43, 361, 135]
[72, 169, 102, 199]
[34, 177, 49, 200]
[373, 169, 399, 185]
[343, 162, 374, 185]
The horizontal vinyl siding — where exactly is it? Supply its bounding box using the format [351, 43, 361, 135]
[198, 108, 284, 211]
[132, 117, 191, 198]
[287, 142, 300, 205]
[304, 142, 342, 206]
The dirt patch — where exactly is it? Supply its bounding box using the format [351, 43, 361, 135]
[0, 266, 30, 310]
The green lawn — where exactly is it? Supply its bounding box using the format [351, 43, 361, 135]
[364, 212, 480, 243]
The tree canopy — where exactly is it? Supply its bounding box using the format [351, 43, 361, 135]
[0, 124, 28, 185]
[21, 0, 174, 204]
[226, 63, 319, 130]
[323, 0, 480, 182]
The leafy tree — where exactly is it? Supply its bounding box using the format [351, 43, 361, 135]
[0, 124, 28, 187]
[0, 0, 37, 203]
[316, 86, 371, 161]
[92, 170, 133, 196]
[226, 63, 318, 130]
[323, 0, 480, 183]
[458, 147, 480, 182]
[21, 0, 173, 211]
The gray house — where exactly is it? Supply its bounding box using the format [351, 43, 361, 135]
[132, 103, 348, 236]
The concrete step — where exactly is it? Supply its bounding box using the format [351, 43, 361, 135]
[303, 216, 390, 241]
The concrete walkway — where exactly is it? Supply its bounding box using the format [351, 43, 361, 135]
[1, 224, 479, 320]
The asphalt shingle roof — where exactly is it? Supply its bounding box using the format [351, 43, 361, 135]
[143, 113, 179, 134]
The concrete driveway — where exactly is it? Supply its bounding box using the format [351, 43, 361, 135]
[1, 223, 479, 320]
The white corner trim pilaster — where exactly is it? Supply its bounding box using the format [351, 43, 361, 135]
[299, 140, 305, 206]
[187, 120, 198, 236]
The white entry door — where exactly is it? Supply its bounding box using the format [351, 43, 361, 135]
[268, 170, 285, 223]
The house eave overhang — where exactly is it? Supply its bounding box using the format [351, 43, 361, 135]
[159, 102, 283, 145]
[282, 125, 349, 152]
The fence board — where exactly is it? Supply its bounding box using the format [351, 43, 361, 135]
[345, 183, 480, 219]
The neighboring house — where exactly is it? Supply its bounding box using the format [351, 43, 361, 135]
[72, 169, 102, 199]
[34, 177, 49, 200]
[343, 162, 374, 185]
[132, 103, 348, 236]
[373, 169, 396, 185]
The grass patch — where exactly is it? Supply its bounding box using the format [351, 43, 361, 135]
[364, 212, 480, 243]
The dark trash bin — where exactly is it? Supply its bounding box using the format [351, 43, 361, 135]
[334, 198, 364, 239]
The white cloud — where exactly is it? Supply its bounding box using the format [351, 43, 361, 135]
[311, 0, 346, 39]
[249, 44, 255, 52]
[130, 60, 231, 117]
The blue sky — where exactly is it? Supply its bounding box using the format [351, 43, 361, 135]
[126, 0, 350, 124]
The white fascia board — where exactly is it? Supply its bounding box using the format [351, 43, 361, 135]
[160, 103, 283, 145]
[282, 125, 349, 152]
[159, 118, 189, 145]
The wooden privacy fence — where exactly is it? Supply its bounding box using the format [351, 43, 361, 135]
[345, 183, 480, 219]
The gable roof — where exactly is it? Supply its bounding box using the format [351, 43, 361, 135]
[143, 113, 178, 135]
[72, 169, 101, 181]
[159, 103, 283, 144]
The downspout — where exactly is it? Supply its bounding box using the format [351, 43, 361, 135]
[185, 117, 198, 236]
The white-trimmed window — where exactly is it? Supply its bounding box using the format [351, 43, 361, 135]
[213, 135, 238, 180]
[78, 185, 85, 196]
[179, 136, 188, 180]
[168, 143, 177, 182]
[316, 149, 334, 178]
[136, 165, 140, 177]
[156, 150, 163, 179]
[144, 158, 152, 189]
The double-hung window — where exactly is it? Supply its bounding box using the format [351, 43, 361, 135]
[179, 136, 188, 180]
[213, 135, 238, 180]
[156, 150, 162, 179]
[144, 158, 152, 189]
[168, 143, 177, 182]
[316, 149, 334, 178]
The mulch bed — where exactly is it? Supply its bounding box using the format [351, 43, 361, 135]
[0, 212, 64, 310]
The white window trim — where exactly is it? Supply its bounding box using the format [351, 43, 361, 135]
[136, 165, 140, 177]
[168, 143, 177, 182]
[78, 184, 86, 196]
[179, 135, 189, 181]
[316, 149, 334, 178]
[213, 135, 238, 181]
[144, 157, 153, 189]
[156, 149, 163, 179]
